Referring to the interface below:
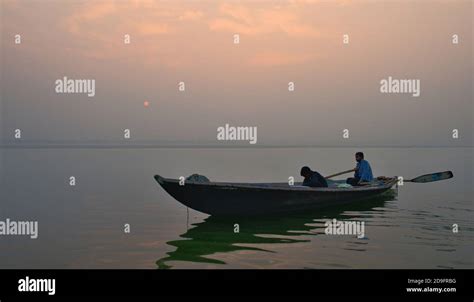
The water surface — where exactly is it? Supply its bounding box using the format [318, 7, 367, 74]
[0, 147, 472, 269]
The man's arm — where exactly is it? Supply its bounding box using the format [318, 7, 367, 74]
[353, 164, 360, 178]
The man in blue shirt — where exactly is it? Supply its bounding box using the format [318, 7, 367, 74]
[300, 166, 328, 188]
[346, 152, 373, 186]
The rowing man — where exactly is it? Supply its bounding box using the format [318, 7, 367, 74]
[300, 166, 328, 188]
[346, 152, 373, 186]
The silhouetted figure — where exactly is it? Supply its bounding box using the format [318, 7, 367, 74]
[300, 166, 328, 188]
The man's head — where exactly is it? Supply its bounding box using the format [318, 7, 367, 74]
[300, 166, 312, 177]
[355, 152, 364, 162]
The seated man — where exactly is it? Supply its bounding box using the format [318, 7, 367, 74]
[300, 166, 328, 188]
[347, 152, 373, 186]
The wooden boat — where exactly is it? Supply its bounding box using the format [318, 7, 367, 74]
[154, 175, 398, 216]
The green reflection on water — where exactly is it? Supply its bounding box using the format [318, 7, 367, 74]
[157, 190, 397, 269]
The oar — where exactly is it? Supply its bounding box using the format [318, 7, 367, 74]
[325, 168, 355, 179]
[404, 171, 453, 183]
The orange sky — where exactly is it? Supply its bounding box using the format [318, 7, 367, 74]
[1, 0, 472, 146]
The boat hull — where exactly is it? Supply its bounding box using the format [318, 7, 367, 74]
[154, 175, 397, 216]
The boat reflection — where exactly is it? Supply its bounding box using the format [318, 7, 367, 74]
[156, 191, 397, 269]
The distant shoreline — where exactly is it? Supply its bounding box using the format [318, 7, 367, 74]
[0, 142, 472, 149]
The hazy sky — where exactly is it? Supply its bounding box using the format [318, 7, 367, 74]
[1, 0, 472, 146]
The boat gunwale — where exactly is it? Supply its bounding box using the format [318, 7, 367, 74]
[154, 175, 398, 192]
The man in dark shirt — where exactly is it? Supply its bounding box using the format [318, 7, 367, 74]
[300, 166, 328, 188]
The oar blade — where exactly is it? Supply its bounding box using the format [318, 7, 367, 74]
[410, 171, 453, 183]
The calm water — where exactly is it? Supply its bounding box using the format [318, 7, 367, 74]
[0, 147, 472, 269]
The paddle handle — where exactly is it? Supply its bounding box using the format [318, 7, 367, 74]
[325, 168, 356, 179]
